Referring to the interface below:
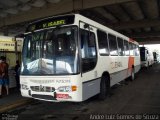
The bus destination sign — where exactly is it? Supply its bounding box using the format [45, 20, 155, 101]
[26, 15, 75, 32]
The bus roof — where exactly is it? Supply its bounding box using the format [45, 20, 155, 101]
[74, 14, 139, 45]
[26, 13, 139, 45]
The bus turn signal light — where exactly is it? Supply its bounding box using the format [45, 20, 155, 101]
[72, 86, 77, 91]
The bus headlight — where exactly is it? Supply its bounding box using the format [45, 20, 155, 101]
[57, 86, 77, 92]
[21, 84, 29, 90]
[58, 86, 71, 92]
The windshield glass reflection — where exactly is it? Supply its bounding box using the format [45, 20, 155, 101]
[21, 26, 79, 75]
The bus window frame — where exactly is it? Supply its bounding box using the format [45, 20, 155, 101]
[97, 29, 109, 56]
[79, 21, 98, 74]
[124, 40, 130, 56]
[117, 37, 125, 56]
[108, 33, 119, 56]
[22, 25, 81, 76]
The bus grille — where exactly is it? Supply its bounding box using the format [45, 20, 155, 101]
[30, 86, 55, 92]
[32, 94, 56, 100]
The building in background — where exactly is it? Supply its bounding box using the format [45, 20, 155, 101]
[0, 35, 23, 88]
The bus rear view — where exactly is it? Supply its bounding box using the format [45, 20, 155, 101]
[140, 47, 154, 67]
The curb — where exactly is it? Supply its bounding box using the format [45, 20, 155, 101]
[0, 99, 33, 113]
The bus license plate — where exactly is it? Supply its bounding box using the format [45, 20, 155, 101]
[56, 94, 69, 99]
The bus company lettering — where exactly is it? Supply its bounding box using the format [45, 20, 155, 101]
[30, 79, 71, 84]
[55, 79, 71, 83]
[111, 62, 122, 69]
[43, 20, 66, 28]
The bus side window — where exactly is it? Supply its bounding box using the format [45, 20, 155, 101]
[97, 30, 109, 55]
[133, 44, 139, 56]
[136, 45, 140, 56]
[124, 40, 129, 56]
[80, 29, 97, 73]
[108, 34, 118, 56]
[129, 43, 134, 56]
[117, 37, 124, 56]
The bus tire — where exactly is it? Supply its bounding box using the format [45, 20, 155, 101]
[99, 76, 110, 100]
[131, 68, 135, 81]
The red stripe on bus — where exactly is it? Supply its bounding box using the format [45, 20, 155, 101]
[128, 56, 134, 75]
[129, 38, 135, 43]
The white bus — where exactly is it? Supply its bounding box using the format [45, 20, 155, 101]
[20, 14, 141, 102]
[140, 47, 154, 67]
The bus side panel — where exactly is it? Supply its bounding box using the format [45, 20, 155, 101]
[135, 64, 141, 73]
[134, 56, 141, 73]
[110, 69, 128, 86]
[82, 78, 101, 101]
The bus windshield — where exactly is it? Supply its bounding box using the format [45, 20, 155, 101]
[21, 26, 79, 75]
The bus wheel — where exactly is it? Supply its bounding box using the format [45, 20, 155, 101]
[131, 68, 135, 81]
[99, 76, 110, 100]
